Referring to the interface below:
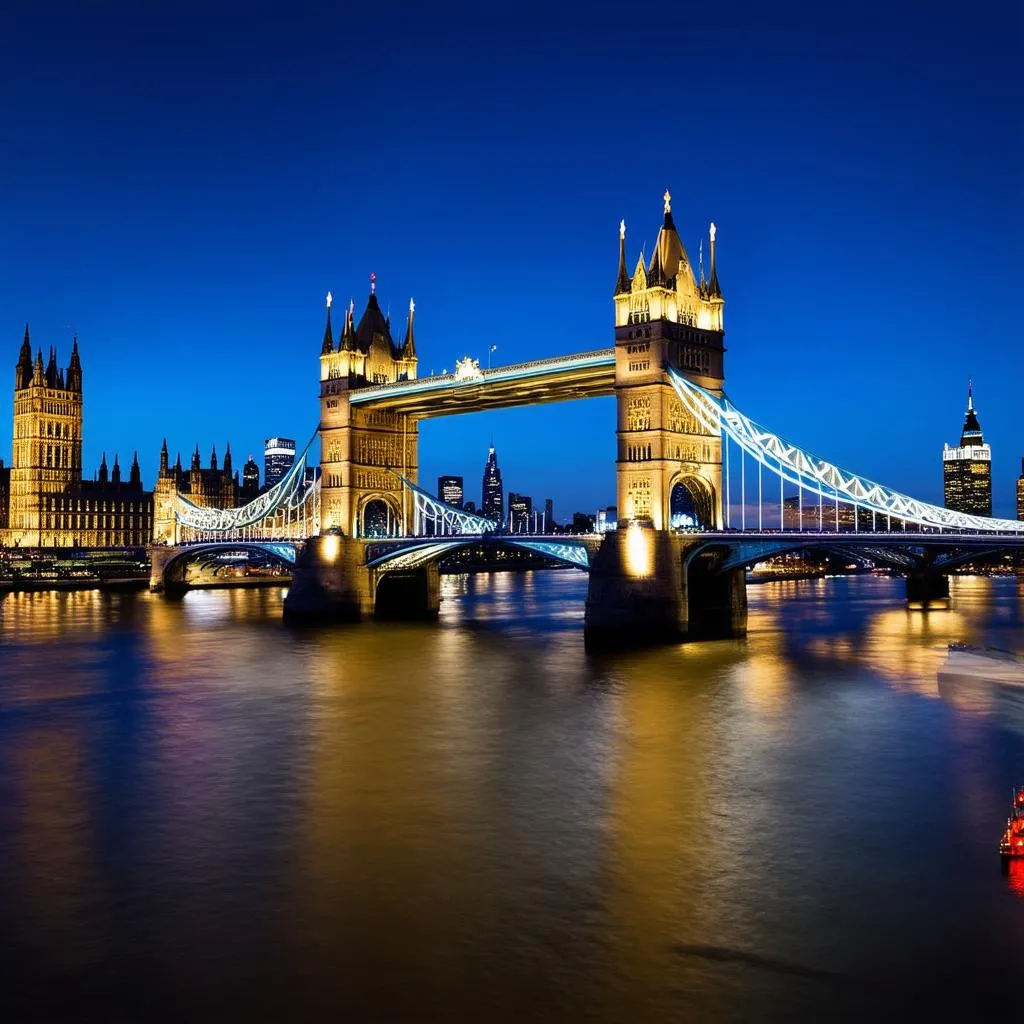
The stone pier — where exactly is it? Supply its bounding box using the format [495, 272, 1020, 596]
[282, 534, 439, 624]
[584, 528, 747, 649]
[905, 569, 950, 610]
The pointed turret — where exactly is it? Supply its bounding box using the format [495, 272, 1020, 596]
[175, 452, 183, 476]
[45, 346, 58, 388]
[401, 298, 417, 359]
[631, 251, 648, 292]
[340, 299, 356, 351]
[708, 222, 722, 298]
[159, 438, 169, 475]
[210, 444, 218, 471]
[111, 453, 121, 486]
[223, 442, 232, 476]
[321, 292, 335, 354]
[67, 336, 82, 392]
[648, 188, 685, 287]
[961, 379, 984, 445]
[191, 445, 201, 472]
[615, 220, 631, 295]
[355, 275, 391, 354]
[130, 450, 141, 488]
[16, 323, 33, 390]
[32, 348, 44, 386]
[99, 451, 109, 485]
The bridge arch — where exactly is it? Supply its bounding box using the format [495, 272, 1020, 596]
[669, 473, 716, 531]
[153, 542, 299, 590]
[358, 493, 403, 538]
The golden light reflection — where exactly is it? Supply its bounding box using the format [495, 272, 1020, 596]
[321, 533, 341, 563]
[624, 523, 653, 577]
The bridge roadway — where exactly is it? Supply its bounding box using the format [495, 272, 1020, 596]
[348, 349, 616, 417]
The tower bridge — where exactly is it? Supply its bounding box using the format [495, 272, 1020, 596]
[148, 190, 1024, 645]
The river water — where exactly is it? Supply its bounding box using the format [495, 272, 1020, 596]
[1, 572, 1023, 1021]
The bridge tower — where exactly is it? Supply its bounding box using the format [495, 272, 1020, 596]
[613, 190, 724, 529]
[587, 193, 742, 648]
[318, 282, 419, 538]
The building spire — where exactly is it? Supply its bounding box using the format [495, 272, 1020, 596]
[192, 444, 201, 471]
[67, 335, 82, 392]
[321, 291, 335, 354]
[340, 298, 356, 352]
[130, 450, 141, 487]
[159, 438, 169, 474]
[401, 297, 416, 359]
[967, 377, 974, 412]
[615, 219, 631, 295]
[16, 323, 33, 389]
[111, 452, 121, 485]
[708, 221, 722, 298]
[210, 444, 218, 471]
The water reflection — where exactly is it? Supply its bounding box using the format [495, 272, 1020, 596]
[1, 574, 1023, 1017]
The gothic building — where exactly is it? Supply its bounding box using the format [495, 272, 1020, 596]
[943, 382, 992, 517]
[613, 191, 725, 529]
[153, 440, 242, 543]
[319, 279, 419, 536]
[5, 326, 153, 548]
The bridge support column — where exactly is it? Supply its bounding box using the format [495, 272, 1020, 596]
[283, 534, 375, 624]
[584, 528, 747, 650]
[905, 570, 950, 610]
[148, 546, 175, 592]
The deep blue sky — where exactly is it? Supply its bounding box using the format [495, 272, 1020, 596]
[2, 1, 1021, 517]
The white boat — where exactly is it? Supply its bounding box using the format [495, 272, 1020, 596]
[938, 644, 1024, 686]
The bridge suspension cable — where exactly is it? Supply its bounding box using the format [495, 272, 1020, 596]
[175, 431, 320, 542]
[668, 368, 1024, 535]
[395, 474, 499, 536]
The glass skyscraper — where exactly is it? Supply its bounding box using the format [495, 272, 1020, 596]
[942, 384, 991, 517]
[481, 446, 504, 524]
[264, 437, 296, 490]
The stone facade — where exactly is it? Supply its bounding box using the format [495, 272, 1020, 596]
[4, 326, 153, 548]
[613, 192, 725, 529]
[318, 283, 419, 537]
[152, 441, 243, 544]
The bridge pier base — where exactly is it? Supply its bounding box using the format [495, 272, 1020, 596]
[283, 534, 440, 624]
[584, 528, 747, 650]
[906, 570, 950, 610]
[148, 546, 174, 592]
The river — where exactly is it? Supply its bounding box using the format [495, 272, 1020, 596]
[1, 572, 1023, 1021]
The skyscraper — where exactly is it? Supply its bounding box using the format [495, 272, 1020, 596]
[264, 437, 296, 489]
[508, 492, 532, 533]
[943, 383, 991, 517]
[481, 446, 503, 523]
[1017, 459, 1024, 521]
[242, 455, 260, 500]
[544, 497, 554, 532]
[438, 475, 464, 508]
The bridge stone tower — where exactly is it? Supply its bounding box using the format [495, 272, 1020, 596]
[586, 192, 743, 648]
[318, 280, 419, 537]
[613, 190, 724, 529]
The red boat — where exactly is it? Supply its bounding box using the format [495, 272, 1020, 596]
[999, 788, 1024, 859]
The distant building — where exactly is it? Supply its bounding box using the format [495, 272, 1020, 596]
[464, 499, 477, 514]
[481, 446, 503, 523]
[5, 327, 153, 548]
[1017, 460, 1024, 521]
[0, 458, 8, 531]
[438, 475, 464, 508]
[544, 497, 554, 532]
[596, 506, 617, 533]
[782, 495, 872, 531]
[153, 441, 240, 543]
[508, 491, 532, 533]
[572, 512, 595, 533]
[943, 383, 991, 517]
[264, 437, 296, 490]
[242, 455, 260, 501]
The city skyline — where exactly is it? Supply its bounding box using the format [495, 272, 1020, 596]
[2, 3, 1021, 514]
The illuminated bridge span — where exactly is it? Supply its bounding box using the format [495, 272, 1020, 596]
[149, 191, 1023, 644]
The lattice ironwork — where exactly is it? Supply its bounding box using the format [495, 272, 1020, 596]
[668, 368, 1024, 534]
[175, 433, 320, 541]
[397, 475, 498, 536]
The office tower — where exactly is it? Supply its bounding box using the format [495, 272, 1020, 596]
[942, 383, 991, 517]
[508, 491, 532, 533]
[481, 446, 503, 523]
[264, 437, 296, 489]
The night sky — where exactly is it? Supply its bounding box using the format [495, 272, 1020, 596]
[2, 1, 1021, 518]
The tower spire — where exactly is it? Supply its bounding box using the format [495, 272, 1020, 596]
[321, 291, 335, 354]
[615, 220, 631, 295]
[967, 377, 974, 412]
[159, 438, 169, 475]
[401, 297, 416, 359]
[708, 221, 721, 298]
[340, 298, 356, 352]
[67, 336, 82, 392]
